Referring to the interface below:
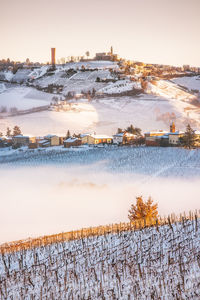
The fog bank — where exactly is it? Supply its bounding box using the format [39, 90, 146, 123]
[0, 165, 199, 244]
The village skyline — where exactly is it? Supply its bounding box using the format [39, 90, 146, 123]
[1, 0, 200, 66]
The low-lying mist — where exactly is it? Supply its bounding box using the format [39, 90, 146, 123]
[0, 164, 200, 244]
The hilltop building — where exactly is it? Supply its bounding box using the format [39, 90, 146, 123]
[94, 47, 118, 61]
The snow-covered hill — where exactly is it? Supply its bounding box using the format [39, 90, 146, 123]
[0, 218, 199, 299]
[0, 66, 200, 135]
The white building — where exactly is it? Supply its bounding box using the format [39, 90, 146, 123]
[113, 133, 124, 145]
[169, 131, 184, 145]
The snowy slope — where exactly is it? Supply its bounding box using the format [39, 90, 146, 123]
[0, 86, 52, 111]
[33, 68, 116, 94]
[146, 79, 196, 101]
[97, 80, 141, 94]
[0, 66, 200, 136]
[172, 76, 200, 92]
[0, 219, 199, 299]
[1, 91, 199, 136]
[0, 83, 6, 94]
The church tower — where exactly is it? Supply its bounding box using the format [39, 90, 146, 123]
[110, 46, 113, 55]
[170, 122, 175, 133]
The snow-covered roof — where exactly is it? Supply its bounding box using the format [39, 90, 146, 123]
[125, 132, 137, 137]
[13, 135, 29, 138]
[64, 137, 78, 143]
[1, 136, 11, 140]
[38, 139, 49, 144]
[44, 134, 58, 139]
[144, 131, 168, 135]
[113, 133, 124, 137]
[169, 131, 184, 135]
[161, 135, 169, 139]
[80, 133, 91, 138]
[91, 134, 113, 139]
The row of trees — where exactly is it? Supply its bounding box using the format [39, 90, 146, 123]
[118, 124, 142, 136]
[0, 126, 22, 137]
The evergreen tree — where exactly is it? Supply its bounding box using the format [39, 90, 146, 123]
[126, 124, 141, 136]
[126, 124, 134, 134]
[128, 196, 158, 223]
[13, 125, 22, 136]
[182, 124, 196, 149]
[6, 127, 11, 137]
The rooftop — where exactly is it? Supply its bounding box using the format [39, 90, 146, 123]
[91, 134, 113, 139]
[64, 137, 78, 143]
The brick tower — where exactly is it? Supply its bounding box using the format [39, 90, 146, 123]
[51, 48, 56, 66]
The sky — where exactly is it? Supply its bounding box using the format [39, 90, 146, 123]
[1, 0, 200, 66]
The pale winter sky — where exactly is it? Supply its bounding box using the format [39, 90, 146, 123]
[1, 0, 200, 66]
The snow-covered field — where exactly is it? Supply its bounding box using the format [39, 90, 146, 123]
[0, 146, 200, 243]
[0, 92, 200, 136]
[0, 85, 52, 111]
[172, 76, 200, 92]
[0, 218, 199, 299]
[0, 66, 200, 135]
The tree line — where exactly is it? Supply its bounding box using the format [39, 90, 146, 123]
[0, 125, 22, 137]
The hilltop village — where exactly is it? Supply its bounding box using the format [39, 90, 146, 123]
[1, 46, 200, 81]
[0, 47, 200, 148]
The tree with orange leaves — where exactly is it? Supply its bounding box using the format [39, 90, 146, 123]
[128, 196, 158, 223]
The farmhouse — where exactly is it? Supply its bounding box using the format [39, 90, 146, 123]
[113, 132, 136, 145]
[80, 134, 91, 144]
[44, 134, 60, 146]
[38, 140, 50, 147]
[87, 134, 113, 145]
[113, 132, 124, 145]
[64, 137, 82, 148]
[12, 135, 29, 147]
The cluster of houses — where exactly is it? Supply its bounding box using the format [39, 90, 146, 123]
[1, 123, 200, 150]
[0, 131, 139, 149]
[145, 122, 200, 147]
